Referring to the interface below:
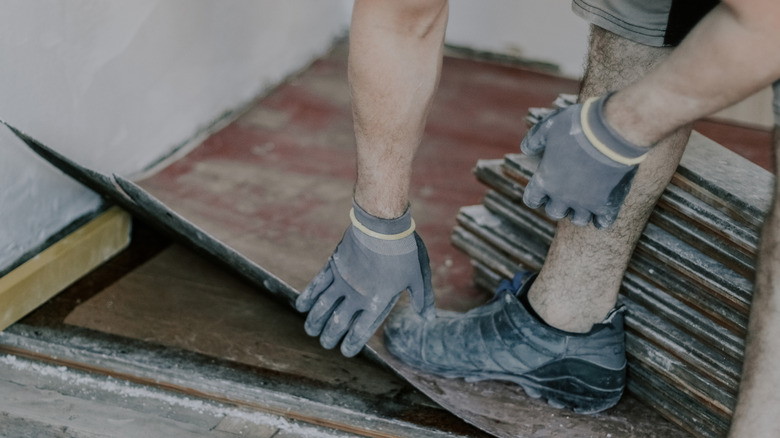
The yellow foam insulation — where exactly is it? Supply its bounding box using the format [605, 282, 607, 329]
[0, 206, 131, 331]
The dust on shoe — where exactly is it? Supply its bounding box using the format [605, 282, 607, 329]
[384, 271, 626, 414]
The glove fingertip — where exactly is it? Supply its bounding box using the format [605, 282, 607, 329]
[319, 333, 340, 351]
[520, 136, 544, 156]
[340, 340, 363, 358]
[340, 325, 370, 358]
[297, 264, 334, 312]
[522, 184, 548, 210]
[544, 200, 570, 221]
[593, 213, 616, 230]
[304, 315, 323, 337]
[569, 209, 593, 227]
[295, 293, 313, 312]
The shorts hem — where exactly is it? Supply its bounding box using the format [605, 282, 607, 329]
[773, 80, 780, 126]
[572, 0, 670, 48]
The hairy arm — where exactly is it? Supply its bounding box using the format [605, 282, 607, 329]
[606, 0, 780, 145]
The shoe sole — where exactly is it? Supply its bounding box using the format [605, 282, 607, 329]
[393, 352, 625, 414]
[463, 371, 624, 414]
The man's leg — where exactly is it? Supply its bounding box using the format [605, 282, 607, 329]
[726, 83, 780, 438]
[349, 0, 449, 219]
[527, 26, 694, 333]
[294, 0, 449, 356]
[383, 25, 696, 415]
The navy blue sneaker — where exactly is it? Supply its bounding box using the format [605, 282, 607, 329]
[384, 271, 626, 414]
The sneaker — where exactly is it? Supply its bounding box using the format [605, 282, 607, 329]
[384, 271, 626, 414]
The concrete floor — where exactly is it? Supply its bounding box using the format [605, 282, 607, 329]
[4, 40, 772, 437]
[0, 354, 364, 438]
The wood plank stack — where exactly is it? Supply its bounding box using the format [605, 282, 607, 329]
[450, 97, 774, 438]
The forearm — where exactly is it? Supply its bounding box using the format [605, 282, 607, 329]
[606, 1, 780, 146]
[349, 0, 448, 218]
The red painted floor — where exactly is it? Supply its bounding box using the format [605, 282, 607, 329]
[694, 119, 773, 171]
[144, 44, 773, 314]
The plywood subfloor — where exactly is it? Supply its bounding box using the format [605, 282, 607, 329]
[65, 243, 413, 399]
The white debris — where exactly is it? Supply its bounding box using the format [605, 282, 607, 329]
[0, 354, 355, 438]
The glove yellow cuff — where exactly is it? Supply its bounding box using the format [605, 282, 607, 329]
[581, 97, 648, 166]
[350, 208, 416, 241]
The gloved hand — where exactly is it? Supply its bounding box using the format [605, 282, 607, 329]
[295, 200, 435, 357]
[520, 94, 650, 229]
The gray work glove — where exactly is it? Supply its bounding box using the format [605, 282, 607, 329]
[520, 94, 650, 229]
[296, 200, 435, 357]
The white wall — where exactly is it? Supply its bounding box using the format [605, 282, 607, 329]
[447, 1, 589, 78]
[0, 0, 350, 273]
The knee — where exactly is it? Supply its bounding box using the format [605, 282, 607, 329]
[393, 0, 448, 16]
[355, 0, 448, 38]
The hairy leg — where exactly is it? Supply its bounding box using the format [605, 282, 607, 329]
[727, 125, 780, 437]
[527, 26, 693, 332]
[349, 0, 449, 219]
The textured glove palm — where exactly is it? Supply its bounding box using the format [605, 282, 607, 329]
[520, 95, 649, 229]
[295, 201, 435, 357]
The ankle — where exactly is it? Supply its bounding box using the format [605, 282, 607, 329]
[526, 283, 616, 334]
[528, 299, 595, 333]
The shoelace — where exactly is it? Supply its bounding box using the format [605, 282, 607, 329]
[492, 270, 537, 302]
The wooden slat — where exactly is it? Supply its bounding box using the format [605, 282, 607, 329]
[500, 152, 762, 265]
[673, 132, 773, 232]
[627, 253, 748, 337]
[0, 206, 130, 332]
[636, 225, 752, 312]
[477, 157, 757, 278]
[628, 368, 728, 438]
[654, 187, 758, 265]
[451, 227, 519, 280]
[621, 299, 741, 394]
[456, 206, 547, 271]
[621, 271, 745, 363]
[625, 331, 736, 419]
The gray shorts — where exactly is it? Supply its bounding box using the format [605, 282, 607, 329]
[774, 80, 780, 126]
[575, 0, 780, 126]
[572, 0, 717, 47]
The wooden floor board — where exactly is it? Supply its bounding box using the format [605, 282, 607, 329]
[0, 207, 130, 332]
